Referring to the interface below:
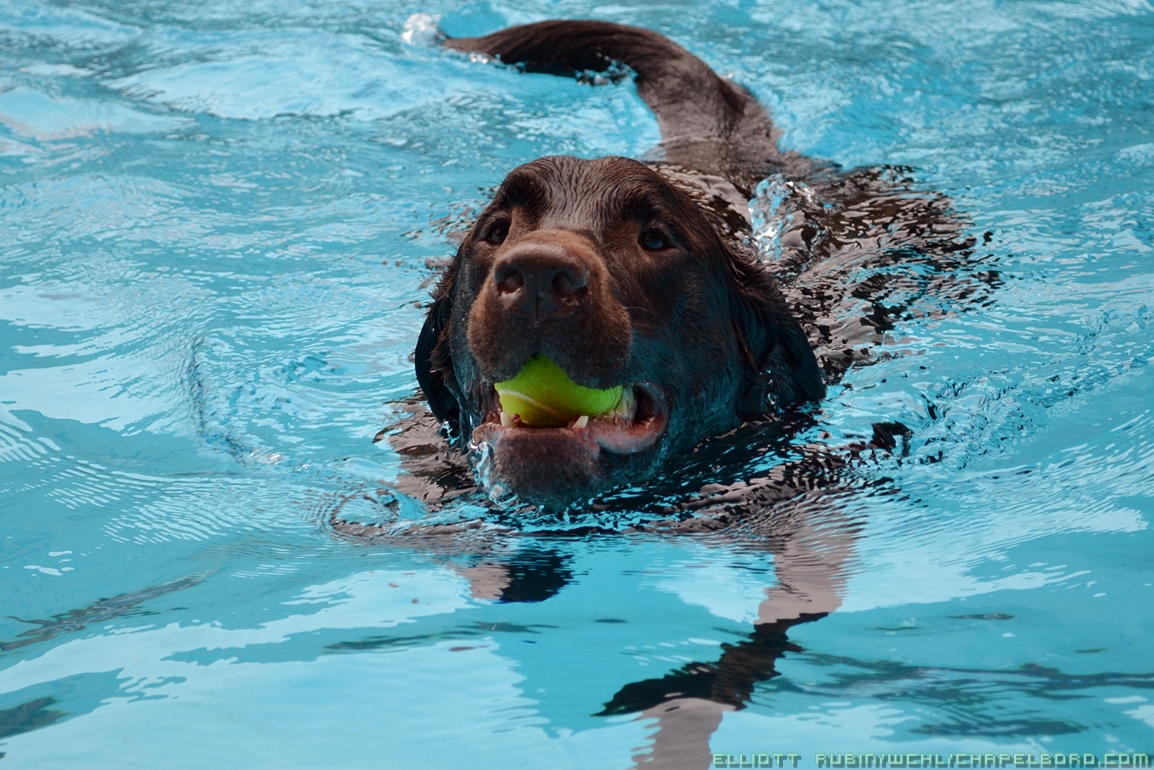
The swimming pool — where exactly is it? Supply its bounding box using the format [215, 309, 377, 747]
[1, 0, 1151, 766]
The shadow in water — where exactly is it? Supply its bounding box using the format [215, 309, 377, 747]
[1, 574, 207, 654]
[599, 614, 826, 716]
[0, 697, 66, 743]
[495, 547, 574, 604]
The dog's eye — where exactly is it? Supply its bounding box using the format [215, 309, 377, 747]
[485, 221, 510, 245]
[639, 229, 669, 251]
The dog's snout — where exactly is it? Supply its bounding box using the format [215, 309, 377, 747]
[493, 245, 589, 318]
[467, 226, 630, 386]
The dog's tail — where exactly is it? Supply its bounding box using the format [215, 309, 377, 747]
[443, 20, 805, 190]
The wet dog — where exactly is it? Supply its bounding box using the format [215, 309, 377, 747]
[413, 21, 979, 510]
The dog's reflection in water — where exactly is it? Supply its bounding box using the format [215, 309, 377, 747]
[332, 440, 867, 770]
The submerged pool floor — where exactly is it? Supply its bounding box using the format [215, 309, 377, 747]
[1, 0, 1152, 767]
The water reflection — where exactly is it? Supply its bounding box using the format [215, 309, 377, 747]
[3, 0, 1153, 764]
[328, 435, 864, 767]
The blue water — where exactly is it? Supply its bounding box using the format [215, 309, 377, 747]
[1, 0, 1152, 767]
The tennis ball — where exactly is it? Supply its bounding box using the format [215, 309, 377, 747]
[495, 355, 623, 428]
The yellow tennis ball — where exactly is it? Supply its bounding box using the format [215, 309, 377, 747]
[495, 355, 623, 428]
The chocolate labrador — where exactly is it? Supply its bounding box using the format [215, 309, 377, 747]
[413, 20, 981, 511]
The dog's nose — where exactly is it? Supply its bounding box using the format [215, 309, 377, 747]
[492, 244, 589, 318]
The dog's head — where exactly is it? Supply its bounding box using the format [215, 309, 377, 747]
[416, 155, 823, 509]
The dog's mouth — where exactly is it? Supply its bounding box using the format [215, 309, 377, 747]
[473, 381, 668, 456]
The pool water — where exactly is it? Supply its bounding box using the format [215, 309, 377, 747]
[1, 0, 1152, 767]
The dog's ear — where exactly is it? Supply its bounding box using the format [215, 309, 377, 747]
[729, 251, 825, 417]
[414, 263, 461, 434]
